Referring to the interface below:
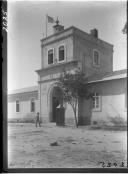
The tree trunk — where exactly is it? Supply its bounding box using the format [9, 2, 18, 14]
[73, 108, 78, 127]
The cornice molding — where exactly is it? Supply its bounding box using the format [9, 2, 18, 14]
[41, 34, 73, 47]
[36, 60, 79, 76]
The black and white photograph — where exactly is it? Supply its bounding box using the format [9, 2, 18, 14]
[6, 0, 127, 170]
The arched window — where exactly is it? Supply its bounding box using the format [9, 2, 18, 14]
[48, 49, 53, 64]
[31, 98, 35, 112]
[59, 45, 65, 61]
[16, 100, 20, 112]
[93, 50, 100, 66]
[92, 92, 101, 111]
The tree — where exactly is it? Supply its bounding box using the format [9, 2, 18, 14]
[58, 70, 93, 127]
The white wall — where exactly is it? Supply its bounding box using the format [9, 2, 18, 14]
[92, 93, 127, 123]
[8, 98, 38, 120]
[90, 78, 127, 124]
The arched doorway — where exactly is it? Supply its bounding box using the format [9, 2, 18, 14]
[50, 86, 63, 122]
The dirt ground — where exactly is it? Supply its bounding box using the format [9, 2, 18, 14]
[8, 123, 127, 168]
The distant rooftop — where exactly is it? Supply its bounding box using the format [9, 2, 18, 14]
[88, 69, 127, 83]
[8, 86, 38, 95]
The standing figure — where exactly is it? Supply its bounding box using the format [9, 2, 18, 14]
[35, 112, 41, 127]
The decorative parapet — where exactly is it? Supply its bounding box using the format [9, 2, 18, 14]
[36, 60, 80, 75]
[36, 60, 82, 83]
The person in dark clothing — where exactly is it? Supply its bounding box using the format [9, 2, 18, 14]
[35, 112, 41, 127]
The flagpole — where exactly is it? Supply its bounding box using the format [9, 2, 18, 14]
[46, 14, 47, 38]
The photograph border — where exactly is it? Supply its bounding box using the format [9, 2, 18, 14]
[2, 0, 128, 173]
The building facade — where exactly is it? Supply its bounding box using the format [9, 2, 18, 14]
[8, 86, 39, 122]
[8, 22, 127, 125]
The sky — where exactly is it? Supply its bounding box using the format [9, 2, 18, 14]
[8, 0, 127, 91]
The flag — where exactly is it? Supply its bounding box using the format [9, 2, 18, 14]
[47, 15, 55, 23]
[122, 22, 127, 34]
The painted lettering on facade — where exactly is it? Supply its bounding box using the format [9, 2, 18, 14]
[41, 73, 61, 81]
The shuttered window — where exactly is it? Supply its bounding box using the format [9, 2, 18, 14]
[93, 50, 100, 66]
[48, 49, 53, 64]
[59, 45, 65, 61]
[31, 98, 35, 112]
[16, 100, 20, 112]
[92, 92, 101, 111]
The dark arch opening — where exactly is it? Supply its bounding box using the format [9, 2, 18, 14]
[51, 86, 63, 122]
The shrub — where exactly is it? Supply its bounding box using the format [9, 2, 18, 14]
[108, 115, 127, 127]
[90, 116, 127, 131]
[93, 121, 97, 125]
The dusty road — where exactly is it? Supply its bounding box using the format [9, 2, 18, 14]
[8, 123, 127, 168]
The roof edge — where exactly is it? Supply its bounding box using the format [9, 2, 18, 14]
[8, 86, 38, 95]
[41, 25, 113, 47]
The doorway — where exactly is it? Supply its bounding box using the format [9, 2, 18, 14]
[51, 86, 63, 122]
[52, 97, 59, 122]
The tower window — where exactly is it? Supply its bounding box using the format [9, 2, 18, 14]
[48, 49, 53, 64]
[31, 98, 35, 112]
[59, 45, 65, 61]
[16, 100, 20, 112]
[92, 92, 101, 111]
[93, 50, 100, 66]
